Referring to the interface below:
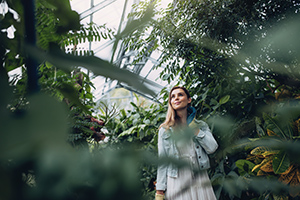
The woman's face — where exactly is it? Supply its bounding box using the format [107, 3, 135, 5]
[170, 88, 191, 111]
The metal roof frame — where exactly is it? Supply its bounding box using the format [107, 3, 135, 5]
[77, 0, 167, 104]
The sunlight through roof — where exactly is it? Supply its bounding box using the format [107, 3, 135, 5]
[70, 0, 173, 104]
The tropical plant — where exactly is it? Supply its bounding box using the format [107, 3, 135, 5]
[122, 0, 300, 198]
[236, 103, 300, 199]
[0, 0, 160, 199]
[97, 100, 166, 198]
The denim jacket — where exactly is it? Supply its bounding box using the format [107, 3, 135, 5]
[156, 107, 218, 191]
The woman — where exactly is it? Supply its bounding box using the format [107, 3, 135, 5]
[155, 86, 218, 200]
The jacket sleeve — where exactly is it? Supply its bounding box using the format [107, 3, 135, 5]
[194, 120, 218, 154]
[156, 127, 168, 191]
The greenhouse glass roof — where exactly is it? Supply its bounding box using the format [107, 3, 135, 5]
[70, 0, 172, 104]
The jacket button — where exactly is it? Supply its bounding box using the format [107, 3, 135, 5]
[198, 156, 201, 159]
[196, 146, 200, 148]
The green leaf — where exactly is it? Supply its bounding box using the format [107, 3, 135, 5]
[130, 102, 138, 109]
[56, 82, 90, 113]
[255, 117, 266, 137]
[272, 151, 290, 174]
[120, 109, 126, 118]
[161, 73, 170, 81]
[45, 0, 80, 33]
[212, 104, 220, 111]
[0, 94, 69, 160]
[263, 113, 287, 140]
[219, 95, 230, 105]
[118, 125, 146, 137]
[235, 159, 255, 176]
[210, 98, 218, 106]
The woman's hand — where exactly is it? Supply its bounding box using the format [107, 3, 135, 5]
[155, 190, 164, 200]
[155, 193, 164, 200]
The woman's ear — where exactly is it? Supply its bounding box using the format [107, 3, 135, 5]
[188, 98, 192, 104]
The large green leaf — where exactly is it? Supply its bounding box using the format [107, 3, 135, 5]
[211, 174, 225, 199]
[45, 0, 80, 33]
[235, 159, 256, 176]
[272, 150, 290, 174]
[263, 113, 287, 140]
[219, 95, 230, 105]
[27, 45, 155, 97]
[0, 93, 69, 160]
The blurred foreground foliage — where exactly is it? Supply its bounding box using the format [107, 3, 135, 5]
[0, 0, 158, 199]
[125, 0, 300, 199]
[2, 0, 300, 200]
[0, 91, 145, 200]
[93, 101, 167, 198]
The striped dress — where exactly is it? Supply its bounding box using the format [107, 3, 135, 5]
[165, 139, 217, 200]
